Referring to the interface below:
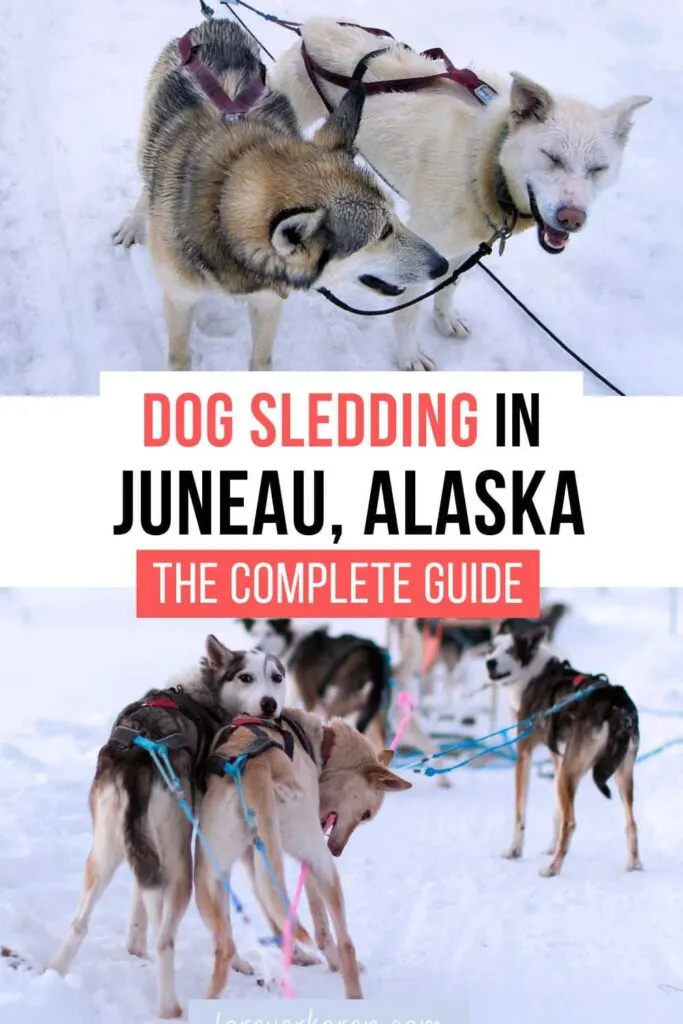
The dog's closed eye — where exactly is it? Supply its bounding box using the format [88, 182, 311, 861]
[541, 150, 564, 170]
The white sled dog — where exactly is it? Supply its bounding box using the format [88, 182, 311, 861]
[271, 19, 651, 370]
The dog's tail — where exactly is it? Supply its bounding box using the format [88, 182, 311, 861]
[591, 689, 639, 799]
[122, 762, 164, 888]
[355, 645, 391, 739]
[242, 766, 314, 947]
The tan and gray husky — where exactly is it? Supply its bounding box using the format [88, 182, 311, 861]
[272, 18, 651, 369]
[113, 19, 448, 371]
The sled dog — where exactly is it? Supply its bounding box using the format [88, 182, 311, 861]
[485, 619, 641, 877]
[47, 636, 286, 1019]
[271, 18, 651, 369]
[113, 19, 448, 371]
[195, 709, 412, 999]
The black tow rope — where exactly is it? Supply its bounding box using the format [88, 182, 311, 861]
[318, 240, 495, 316]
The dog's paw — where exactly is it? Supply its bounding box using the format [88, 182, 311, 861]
[126, 943, 149, 960]
[627, 859, 644, 872]
[112, 216, 145, 248]
[539, 862, 560, 878]
[231, 954, 255, 975]
[157, 1001, 184, 1019]
[291, 945, 321, 967]
[436, 775, 452, 790]
[503, 846, 523, 860]
[168, 353, 191, 372]
[397, 349, 436, 371]
[433, 308, 470, 339]
[249, 357, 273, 371]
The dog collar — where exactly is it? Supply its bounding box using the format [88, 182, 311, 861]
[482, 124, 534, 244]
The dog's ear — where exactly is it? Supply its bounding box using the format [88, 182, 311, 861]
[272, 618, 292, 632]
[377, 749, 395, 767]
[602, 95, 651, 144]
[524, 624, 549, 657]
[271, 208, 326, 256]
[512, 624, 548, 666]
[204, 633, 233, 670]
[312, 85, 365, 152]
[364, 762, 412, 791]
[497, 618, 515, 635]
[238, 618, 255, 632]
[509, 72, 554, 123]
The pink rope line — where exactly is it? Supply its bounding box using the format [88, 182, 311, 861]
[281, 813, 336, 998]
[390, 691, 416, 752]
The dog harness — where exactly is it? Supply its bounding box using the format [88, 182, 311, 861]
[294, 22, 498, 111]
[178, 29, 267, 121]
[548, 660, 610, 691]
[110, 687, 223, 753]
[204, 711, 321, 779]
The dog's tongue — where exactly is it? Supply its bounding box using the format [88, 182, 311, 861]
[542, 223, 570, 251]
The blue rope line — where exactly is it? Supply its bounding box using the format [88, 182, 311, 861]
[138, 738, 294, 940]
[639, 705, 683, 719]
[636, 736, 683, 761]
[133, 737, 249, 917]
[134, 738, 280, 948]
[399, 685, 600, 777]
[423, 726, 534, 776]
[221, 758, 293, 917]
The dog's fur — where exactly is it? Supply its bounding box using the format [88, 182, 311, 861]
[238, 617, 451, 786]
[485, 620, 641, 877]
[113, 19, 447, 371]
[194, 709, 411, 999]
[271, 19, 651, 369]
[47, 636, 286, 1019]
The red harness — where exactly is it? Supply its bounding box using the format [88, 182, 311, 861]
[143, 697, 181, 711]
[295, 22, 497, 113]
[178, 29, 267, 120]
[572, 674, 588, 687]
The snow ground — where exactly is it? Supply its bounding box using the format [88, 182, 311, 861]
[1, 588, 683, 1023]
[0, 0, 681, 394]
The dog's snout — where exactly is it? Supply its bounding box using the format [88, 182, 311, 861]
[486, 658, 497, 673]
[556, 205, 586, 232]
[260, 696, 277, 717]
[429, 254, 450, 280]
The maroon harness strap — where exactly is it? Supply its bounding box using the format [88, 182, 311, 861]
[299, 22, 497, 112]
[178, 30, 267, 121]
